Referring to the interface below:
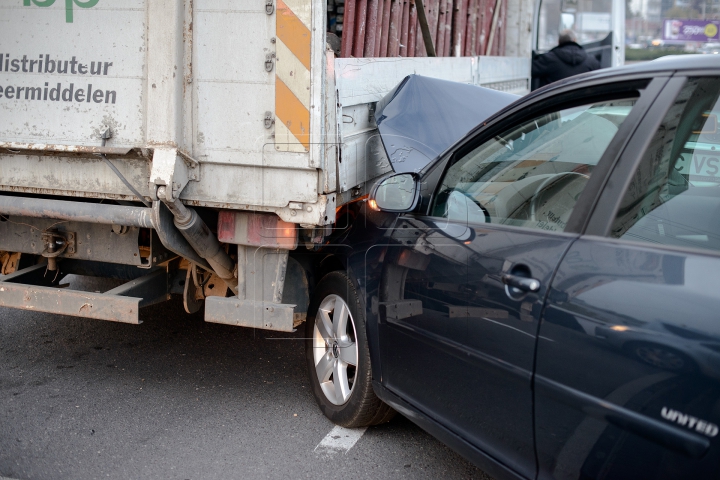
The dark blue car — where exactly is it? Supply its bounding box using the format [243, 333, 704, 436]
[303, 56, 720, 480]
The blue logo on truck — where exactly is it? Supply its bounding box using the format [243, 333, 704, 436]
[23, 0, 99, 24]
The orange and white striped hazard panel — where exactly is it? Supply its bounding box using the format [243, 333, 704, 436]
[275, 0, 312, 152]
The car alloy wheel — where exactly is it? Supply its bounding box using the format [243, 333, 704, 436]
[305, 271, 395, 427]
[312, 294, 359, 405]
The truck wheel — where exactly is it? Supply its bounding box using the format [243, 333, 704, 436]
[305, 271, 395, 427]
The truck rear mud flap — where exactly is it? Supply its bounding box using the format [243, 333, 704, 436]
[0, 263, 171, 324]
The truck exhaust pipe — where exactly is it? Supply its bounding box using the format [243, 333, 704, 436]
[157, 187, 238, 294]
[0, 195, 155, 228]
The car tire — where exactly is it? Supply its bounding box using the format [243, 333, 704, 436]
[305, 271, 395, 427]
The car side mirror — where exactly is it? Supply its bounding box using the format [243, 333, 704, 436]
[369, 173, 420, 213]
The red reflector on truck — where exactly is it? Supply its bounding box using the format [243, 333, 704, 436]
[217, 211, 297, 250]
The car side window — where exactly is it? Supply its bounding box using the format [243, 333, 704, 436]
[611, 77, 720, 252]
[432, 99, 637, 231]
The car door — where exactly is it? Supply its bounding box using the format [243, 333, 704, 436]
[535, 74, 720, 480]
[376, 78, 659, 478]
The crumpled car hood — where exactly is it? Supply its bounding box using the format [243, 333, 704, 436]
[374, 75, 518, 173]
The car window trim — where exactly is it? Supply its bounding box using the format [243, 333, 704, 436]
[404, 213, 580, 240]
[417, 78, 663, 234]
[673, 69, 720, 78]
[585, 76, 689, 237]
[577, 234, 720, 260]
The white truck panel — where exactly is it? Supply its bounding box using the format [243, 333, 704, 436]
[336, 57, 478, 106]
[195, 82, 276, 163]
[336, 56, 530, 108]
[0, 154, 149, 201]
[183, 163, 320, 208]
[193, 5, 275, 164]
[0, 1, 146, 146]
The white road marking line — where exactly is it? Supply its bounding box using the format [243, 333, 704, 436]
[314, 425, 367, 455]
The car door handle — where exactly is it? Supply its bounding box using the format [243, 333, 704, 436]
[501, 274, 541, 293]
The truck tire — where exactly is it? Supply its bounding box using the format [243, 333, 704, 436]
[305, 271, 395, 427]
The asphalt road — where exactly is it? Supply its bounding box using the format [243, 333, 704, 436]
[0, 276, 491, 480]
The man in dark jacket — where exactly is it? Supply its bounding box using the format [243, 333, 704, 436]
[532, 30, 601, 89]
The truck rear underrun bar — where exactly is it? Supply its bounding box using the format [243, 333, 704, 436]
[0, 195, 155, 229]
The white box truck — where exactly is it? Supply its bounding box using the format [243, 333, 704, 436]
[0, 0, 529, 329]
